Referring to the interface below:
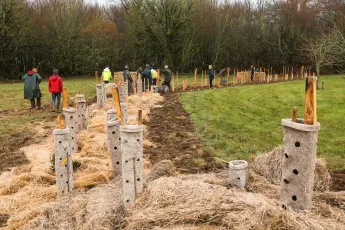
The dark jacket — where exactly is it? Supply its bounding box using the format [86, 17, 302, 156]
[22, 71, 42, 99]
[142, 68, 152, 82]
[48, 74, 63, 93]
[209, 68, 215, 79]
[160, 69, 172, 82]
[123, 70, 133, 82]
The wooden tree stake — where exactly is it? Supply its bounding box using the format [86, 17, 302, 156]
[62, 87, 69, 109]
[112, 87, 123, 125]
[57, 114, 66, 129]
[194, 68, 197, 88]
[95, 71, 99, 84]
[138, 110, 143, 126]
[292, 107, 298, 122]
[304, 77, 317, 125]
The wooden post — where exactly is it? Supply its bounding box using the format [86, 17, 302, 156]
[112, 87, 123, 125]
[62, 87, 69, 109]
[227, 67, 230, 86]
[176, 71, 179, 90]
[95, 71, 99, 84]
[157, 70, 160, 86]
[172, 73, 175, 92]
[194, 68, 197, 88]
[57, 114, 66, 129]
[304, 77, 317, 125]
[292, 107, 298, 122]
[138, 110, 142, 126]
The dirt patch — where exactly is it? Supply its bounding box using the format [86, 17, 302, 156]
[145, 93, 224, 173]
[0, 213, 9, 227]
[331, 170, 345, 191]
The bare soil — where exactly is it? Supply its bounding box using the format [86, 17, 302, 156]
[0, 213, 9, 227]
[144, 93, 224, 173]
[331, 170, 345, 191]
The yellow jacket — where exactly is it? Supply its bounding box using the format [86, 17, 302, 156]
[102, 68, 112, 81]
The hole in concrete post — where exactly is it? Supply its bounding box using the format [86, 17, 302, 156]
[126, 180, 129, 183]
[284, 153, 288, 158]
[295, 142, 300, 147]
[292, 195, 297, 201]
[124, 140, 128, 143]
[72, 137, 74, 140]
[125, 160, 128, 163]
[119, 138, 121, 141]
[284, 179, 290, 184]
[282, 204, 286, 209]
[70, 116, 73, 119]
[237, 177, 240, 180]
[65, 165, 67, 167]
[66, 181, 68, 184]
[137, 158, 140, 161]
[293, 169, 299, 175]
[137, 178, 140, 181]
[61, 174, 63, 177]
[60, 158, 62, 160]
[114, 146, 117, 150]
[59, 141, 62, 144]
[112, 131, 115, 134]
[116, 162, 119, 164]
[71, 127, 74, 129]
[137, 139, 140, 142]
[126, 199, 130, 202]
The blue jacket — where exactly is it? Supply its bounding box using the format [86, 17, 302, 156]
[209, 69, 214, 79]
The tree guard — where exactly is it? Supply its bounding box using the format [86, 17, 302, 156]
[120, 103, 128, 125]
[75, 98, 86, 132]
[107, 118, 122, 177]
[63, 107, 78, 153]
[96, 84, 106, 108]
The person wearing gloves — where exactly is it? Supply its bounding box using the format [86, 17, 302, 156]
[48, 69, 63, 112]
[101, 66, 112, 84]
[22, 68, 42, 109]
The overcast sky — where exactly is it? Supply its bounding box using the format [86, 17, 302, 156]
[84, 0, 109, 5]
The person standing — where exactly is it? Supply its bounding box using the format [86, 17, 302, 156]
[123, 65, 134, 95]
[48, 69, 63, 112]
[151, 67, 157, 86]
[141, 64, 152, 91]
[209, 65, 214, 88]
[22, 68, 42, 109]
[250, 65, 255, 82]
[159, 65, 172, 89]
[101, 66, 112, 84]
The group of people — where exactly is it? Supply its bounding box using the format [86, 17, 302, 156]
[22, 68, 63, 111]
[100, 64, 172, 95]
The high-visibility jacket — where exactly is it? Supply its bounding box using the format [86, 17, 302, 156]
[102, 68, 112, 81]
[151, 69, 157, 79]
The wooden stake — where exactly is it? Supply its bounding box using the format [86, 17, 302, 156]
[57, 114, 66, 129]
[111, 87, 123, 125]
[292, 107, 298, 122]
[227, 67, 230, 86]
[176, 71, 179, 89]
[304, 77, 317, 125]
[62, 87, 68, 109]
[138, 110, 142, 126]
[194, 68, 197, 88]
[172, 73, 175, 92]
[57, 115, 61, 129]
[157, 70, 160, 86]
[95, 71, 99, 84]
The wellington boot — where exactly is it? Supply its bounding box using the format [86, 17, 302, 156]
[52, 103, 56, 112]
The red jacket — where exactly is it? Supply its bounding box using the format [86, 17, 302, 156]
[48, 74, 63, 93]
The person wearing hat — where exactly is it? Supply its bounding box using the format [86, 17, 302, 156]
[209, 65, 215, 88]
[101, 66, 112, 84]
[48, 69, 64, 112]
[123, 65, 134, 95]
[141, 64, 152, 91]
[159, 65, 172, 90]
[22, 68, 42, 109]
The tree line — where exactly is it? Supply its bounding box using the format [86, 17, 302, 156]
[1, 0, 345, 79]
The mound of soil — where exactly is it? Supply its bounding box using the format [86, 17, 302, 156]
[145, 93, 224, 173]
[331, 170, 345, 191]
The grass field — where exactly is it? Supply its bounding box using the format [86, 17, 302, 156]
[180, 75, 345, 169]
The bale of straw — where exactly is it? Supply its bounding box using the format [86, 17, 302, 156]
[126, 175, 345, 229]
[251, 147, 331, 192]
[146, 160, 176, 183]
[74, 171, 113, 189]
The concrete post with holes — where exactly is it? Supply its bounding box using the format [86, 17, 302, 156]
[119, 86, 125, 103]
[87, 105, 94, 127]
[75, 98, 87, 132]
[63, 108, 78, 153]
[280, 118, 320, 211]
[137, 79, 142, 97]
[53, 128, 74, 196]
[229, 160, 248, 188]
[96, 84, 106, 109]
[120, 103, 128, 125]
[106, 118, 122, 176]
[107, 108, 117, 121]
[120, 125, 144, 209]
[123, 82, 129, 99]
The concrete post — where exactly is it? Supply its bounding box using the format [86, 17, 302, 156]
[120, 103, 128, 125]
[123, 82, 129, 99]
[120, 125, 143, 209]
[75, 99, 87, 132]
[280, 118, 320, 211]
[106, 118, 122, 176]
[87, 105, 94, 127]
[119, 86, 125, 103]
[53, 128, 74, 196]
[96, 84, 106, 109]
[229, 160, 248, 188]
[107, 108, 117, 121]
[63, 108, 78, 153]
[137, 79, 142, 97]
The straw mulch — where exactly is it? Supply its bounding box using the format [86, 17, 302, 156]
[126, 173, 345, 230]
[146, 160, 176, 183]
[251, 147, 331, 192]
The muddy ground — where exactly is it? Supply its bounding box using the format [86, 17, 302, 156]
[331, 170, 345, 191]
[144, 93, 224, 173]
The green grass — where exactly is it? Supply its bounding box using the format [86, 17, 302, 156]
[0, 77, 97, 137]
[179, 75, 345, 169]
